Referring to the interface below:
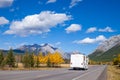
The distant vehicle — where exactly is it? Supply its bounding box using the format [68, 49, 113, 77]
[70, 53, 89, 70]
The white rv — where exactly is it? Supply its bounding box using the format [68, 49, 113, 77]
[70, 54, 88, 70]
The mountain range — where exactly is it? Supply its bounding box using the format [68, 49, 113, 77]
[17, 43, 59, 54]
[89, 35, 120, 62]
[1, 43, 60, 54]
[1, 35, 120, 62]
[1, 43, 71, 59]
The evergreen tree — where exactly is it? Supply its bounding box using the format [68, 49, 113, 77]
[36, 56, 40, 67]
[23, 52, 30, 68]
[0, 51, 4, 66]
[6, 49, 15, 67]
[1, 59, 6, 68]
[29, 53, 35, 67]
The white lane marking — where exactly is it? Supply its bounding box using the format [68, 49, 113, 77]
[72, 66, 105, 80]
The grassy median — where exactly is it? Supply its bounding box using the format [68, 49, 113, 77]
[107, 65, 120, 80]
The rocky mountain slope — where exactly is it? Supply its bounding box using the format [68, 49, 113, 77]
[89, 35, 120, 62]
[97, 35, 120, 52]
[17, 43, 60, 54]
[1, 43, 71, 59]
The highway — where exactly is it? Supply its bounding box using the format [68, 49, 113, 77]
[0, 65, 107, 80]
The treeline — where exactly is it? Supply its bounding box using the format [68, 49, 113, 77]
[0, 49, 15, 68]
[113, 54, 120, 67]
[89, 54, 120, 67]
[0, 49, 65, 69]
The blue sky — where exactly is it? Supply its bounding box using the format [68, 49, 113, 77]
[0, 0, 120, 54]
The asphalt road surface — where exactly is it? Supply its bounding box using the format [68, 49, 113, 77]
[0, 65, 107, 80]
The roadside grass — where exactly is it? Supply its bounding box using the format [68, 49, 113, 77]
[0, 63, 70, 70]
[60, 64, 70, 68]
[107, 65, 120, 80]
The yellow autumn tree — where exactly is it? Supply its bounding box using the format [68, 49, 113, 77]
[46, 52, 52, 67]
[49, 52, 64, 67]
[113, 54, 120, 66]
[38, 52, 47, 64]
[34, 52, 64, 67]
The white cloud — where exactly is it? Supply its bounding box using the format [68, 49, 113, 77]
[98, 26, 114, 32]
[0, 17, 9, 25]
[4, 11, 71, 36]
[73, 35, 107, 44]
[73, 38, 95, 44]
[65, 24, 82, 33]
[96, 35, 107, 42]
[86, 27, 97, 33]
[0, 0, 14, 8]
[86, 26, 114, 33]
[46, 0, 56, 4]
[69, 0, 82, 8]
